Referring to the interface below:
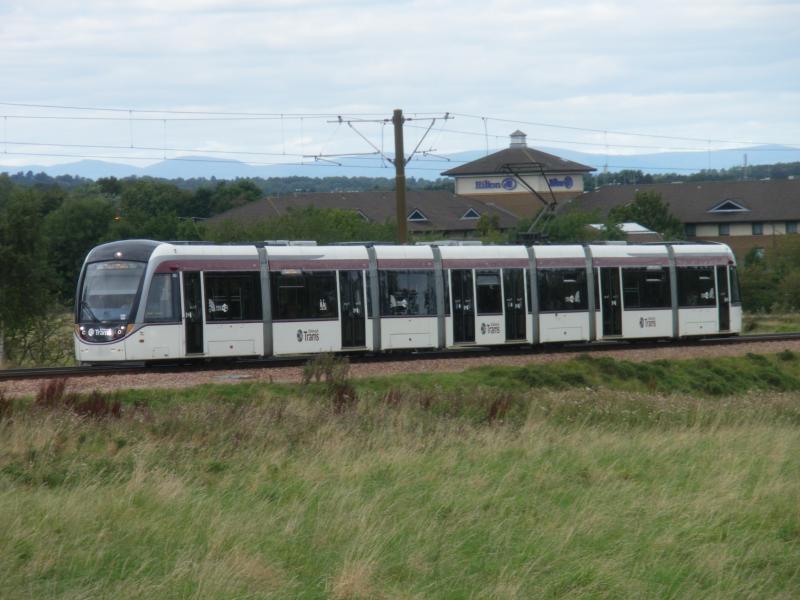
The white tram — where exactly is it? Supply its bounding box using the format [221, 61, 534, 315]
[74, 240, 741, 363]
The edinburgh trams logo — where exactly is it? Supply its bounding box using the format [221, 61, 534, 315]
[639, 316, 656, 328]
[297, 328, 320, 342]
[480, 322, 501, 335]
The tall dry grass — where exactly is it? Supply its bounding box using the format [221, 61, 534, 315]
[1, 380, 800, 598]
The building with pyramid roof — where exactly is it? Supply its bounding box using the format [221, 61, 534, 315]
[441, 131, 595, 218]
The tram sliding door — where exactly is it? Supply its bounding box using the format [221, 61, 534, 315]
[339, 270, 366, 348]
[716, 265, 730, 331]
[451, 269, 475, 344]
[600, 267, 622, 337]
[183, 271, 204, 354]
[503, 268, 526, 341]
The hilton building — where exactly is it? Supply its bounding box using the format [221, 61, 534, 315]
[441, 130, 595, 218]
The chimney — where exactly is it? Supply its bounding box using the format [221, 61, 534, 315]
[509, 130, 527, 148]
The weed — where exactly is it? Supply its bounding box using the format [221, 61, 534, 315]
[0, 388, 12, 421]
[34, 379, 121, 419]
[485, 392, 512, 423]
[303, 354, 357, 414]
[35, 378, 67, 408]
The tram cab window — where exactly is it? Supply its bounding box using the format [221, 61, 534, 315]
[205, 272, 262, 321]
[538, 269, 588, 311]
[476, 270, 502, 315]
[622, 268, 671, 309]
[677, 267, 716, 307]
[379, 270, 436, 316]
[144, 273, 181, 322]
[271, 271, 338, 320]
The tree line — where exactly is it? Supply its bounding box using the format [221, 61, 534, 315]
[584, 162, 800, 190]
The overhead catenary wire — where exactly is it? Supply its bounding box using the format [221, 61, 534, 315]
[452, 112, 800, 148]
[3, 100, 798, 147]
[402, 123, 800, 153]
[0, 101, 397, 118]
[2, 101, 798, 177]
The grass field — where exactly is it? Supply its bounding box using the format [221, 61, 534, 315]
[743, 312, 800, 335]
[2, 353, 800, 598]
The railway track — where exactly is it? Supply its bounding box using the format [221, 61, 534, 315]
[3, 332, 800, 383]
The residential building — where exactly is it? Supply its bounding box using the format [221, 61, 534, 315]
[207, 189, 518, 237]
[571, 179, 800, 257]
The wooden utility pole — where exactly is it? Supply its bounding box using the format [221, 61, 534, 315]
[330, 109, 447, 244]
[392, 108, 407, 244]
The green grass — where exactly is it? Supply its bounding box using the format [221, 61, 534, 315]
[743, 312, 800, 334]
[3, 353, 800, 598]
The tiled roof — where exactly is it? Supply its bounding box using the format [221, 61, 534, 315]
[207, 190, 519, 232]
[442, 146, 595, 177]
[568, 180, 800, 224]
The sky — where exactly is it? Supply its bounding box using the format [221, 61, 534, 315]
[0, 0, 799, 172]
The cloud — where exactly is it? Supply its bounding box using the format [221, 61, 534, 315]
[0, 0, 798, 167]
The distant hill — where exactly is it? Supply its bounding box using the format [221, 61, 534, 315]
[3, 145, 799, 180]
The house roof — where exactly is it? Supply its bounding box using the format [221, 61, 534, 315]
[207, 190, 519, 232]
[569, 179, 800, 224]
[441, 146, 595, 177]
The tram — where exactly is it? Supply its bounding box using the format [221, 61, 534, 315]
[74, 239, 741, 362]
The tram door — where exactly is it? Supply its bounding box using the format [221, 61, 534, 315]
[600, 267, 622, 337]
[716, 265, 730, 331]
[183, 272, 204, 354]
[451, 270, 475, 344]
[503, 269, 526, 341]
[339, 270, 366, 348]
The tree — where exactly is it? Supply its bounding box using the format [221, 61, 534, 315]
[107, 179, 194, 241]
[206, 206, 395, 244]
[44, 192, 115, 300]
[537, 209, 625, 243]
[0, 187, 54, 363]
[209, 180, 263, 215]
[475, 214, 505, 243]
[608, 191, 684, 239]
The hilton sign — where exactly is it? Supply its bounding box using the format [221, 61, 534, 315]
[458, 173, 583, 196]
[474, 177, 518, 191]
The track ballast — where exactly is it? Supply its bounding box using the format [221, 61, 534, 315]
[4, 333, 800, 382]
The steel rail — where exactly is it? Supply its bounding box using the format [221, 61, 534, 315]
[3, 333, 800, 383]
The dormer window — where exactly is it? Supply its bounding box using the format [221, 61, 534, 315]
[709, 199, 749, 213]
[461, 208, 481, 220]
[355, 210, 370, 222]
[407, 209, 428, 222]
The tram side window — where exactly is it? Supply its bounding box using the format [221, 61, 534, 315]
[622, 268, 671, 309]
[677, 267, 716, 307]
[538, 269, 588, 311]
[476, 270, 502, 315]
[271, 271, 338, 320]
[729, 266, 742, 304]
[443, 271, 450, 316]
[526, 270, 531, 313]
[379, 270, 436, 316]
[205, 272, 262, 321]
[144, 273, 181, 322]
